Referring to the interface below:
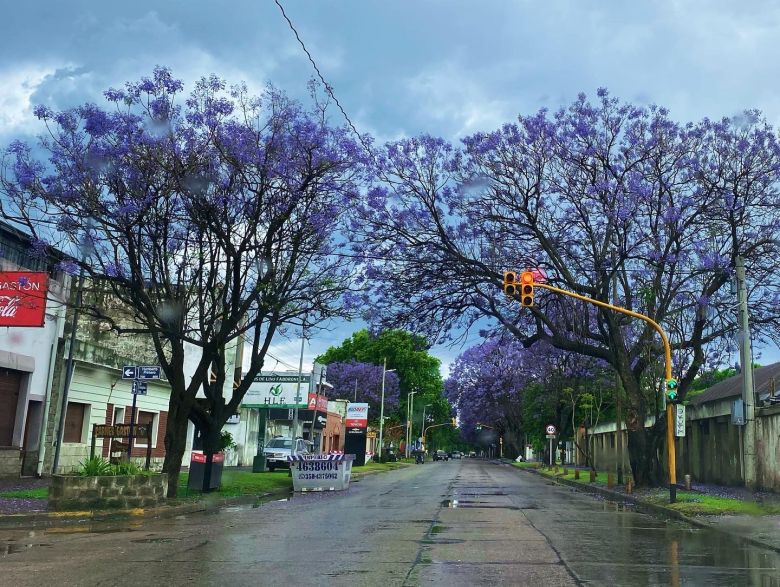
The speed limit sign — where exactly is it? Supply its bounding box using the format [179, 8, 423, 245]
[545, 424, 557, 435]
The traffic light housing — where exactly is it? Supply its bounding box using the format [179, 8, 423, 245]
[503, 271, 519, 298]
[666, 379, 679, 404]
[451, 418, 457, 427]
[520, 271, 534, 307]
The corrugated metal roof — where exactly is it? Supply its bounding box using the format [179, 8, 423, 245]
[689, 362, 780, 405]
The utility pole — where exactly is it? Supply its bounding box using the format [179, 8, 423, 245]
[378, 358, 394, 460]
[52, 268, 85, 474]
[735, 256, 757, 489]
[292, 320, 306, 451]
[612, 253, 624, 485]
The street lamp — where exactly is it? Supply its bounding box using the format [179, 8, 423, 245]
[420, 404, 432, 448]
[406, 390, 418, 458]
[378, 359, 396, 460]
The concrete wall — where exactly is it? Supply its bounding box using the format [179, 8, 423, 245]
[587, 401, 780, 492]
[755, 405, 780, 491]
[0, 448, 21, 476]
[679, 409, 743, 487]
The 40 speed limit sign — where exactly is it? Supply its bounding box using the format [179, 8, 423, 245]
[545, 424, 557, 436]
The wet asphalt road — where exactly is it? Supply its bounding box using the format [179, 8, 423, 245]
[1, 459, 779, 586]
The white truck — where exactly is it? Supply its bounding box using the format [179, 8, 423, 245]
[263, 437, 311, 471]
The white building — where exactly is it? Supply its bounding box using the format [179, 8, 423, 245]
[0, 222, 69, 477]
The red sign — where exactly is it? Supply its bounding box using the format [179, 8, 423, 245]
[308, 393, 329, 412]
[0, 272, 48, 327]
[190, 452, 225, 464]
[345, 403, 369, 428]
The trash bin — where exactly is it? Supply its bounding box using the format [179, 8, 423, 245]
[188, 451, 225, 491]
[288, 454, 355, 492]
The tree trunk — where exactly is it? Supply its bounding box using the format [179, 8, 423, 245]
[162, 399, 190, 498]
[201, 424, 222, 493]
[626, 426, 663, 486]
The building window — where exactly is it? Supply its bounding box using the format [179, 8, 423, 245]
[113, 406, 125, 426]
[64, 402, 88, 443]
[134, 411, 158, 448]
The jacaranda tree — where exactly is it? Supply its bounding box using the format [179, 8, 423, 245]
[325, 360, 400, 419]
[445, 337, 610, 459]
[353, 91, 780, 485]
[0, 68, 368, 495]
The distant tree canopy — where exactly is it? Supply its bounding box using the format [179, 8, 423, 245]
[317, 329, 450, 425]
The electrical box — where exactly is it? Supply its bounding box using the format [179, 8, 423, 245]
[731, 399, 745, 425]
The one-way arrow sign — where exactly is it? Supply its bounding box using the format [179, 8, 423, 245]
[132, 380, 148, 395]
[122, 366, 137, 379]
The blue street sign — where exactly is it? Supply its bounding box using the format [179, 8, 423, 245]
[132, 380, 148, 395]
[122, 366, 137, 380]
[137, 366, 161, 380]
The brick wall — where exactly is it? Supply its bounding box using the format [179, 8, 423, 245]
[122, 408, 168, 459]
[101, 403, 113, 458]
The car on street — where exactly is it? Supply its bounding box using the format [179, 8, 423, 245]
[263, 436, 310, 471]
[433, 450, 449, 461]
[468, 451, 477, 458]
[449, 451, 462, 459]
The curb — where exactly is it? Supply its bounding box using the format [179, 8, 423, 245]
[0, 490, 287, 529]
[516, 465, 780, 555]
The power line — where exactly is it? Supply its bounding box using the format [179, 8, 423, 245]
[273, 0, 378, 164]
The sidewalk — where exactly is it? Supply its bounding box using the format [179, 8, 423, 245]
[509, 461, 780, 553]
[0, 461, 412, 527]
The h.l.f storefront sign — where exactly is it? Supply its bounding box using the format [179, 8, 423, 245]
[241, 373, 311, 408]
[0, 272, 48, 327]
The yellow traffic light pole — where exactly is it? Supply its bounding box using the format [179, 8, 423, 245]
[532, 282, 678, 503]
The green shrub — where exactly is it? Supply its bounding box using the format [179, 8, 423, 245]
[112, 461, 142, 476]
[77, 456, 113, 476]
[220, 430, 237, 451]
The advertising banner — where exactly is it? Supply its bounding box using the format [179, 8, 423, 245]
[0, 271, 48, 327]
[308, 393, 329, 412]
[345, 402, 369, 428]
[242, 372, 310, 408]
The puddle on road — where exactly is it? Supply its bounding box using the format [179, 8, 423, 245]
[440, 499, 520, 510]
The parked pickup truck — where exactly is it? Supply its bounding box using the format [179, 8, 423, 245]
[263, 437, 310, 471]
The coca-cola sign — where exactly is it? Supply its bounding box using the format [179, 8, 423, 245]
[0, 272, 48, 327]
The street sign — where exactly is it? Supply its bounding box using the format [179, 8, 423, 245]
[674, 405, 686, 437]
[137, 365, 161, 380]
[546, 434, 556, 439]
[122, 365, 137, 379]
[545, 424, 557, 435]
[132, 380, 148, 395]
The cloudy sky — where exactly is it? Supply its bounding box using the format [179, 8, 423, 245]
[2, 0, 778, 373]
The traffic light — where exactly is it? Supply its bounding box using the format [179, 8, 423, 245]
[503, 271, 519, 298]
[520, 271, 534, 307]
[666, 379, 678, 403]
[451, 418, 457, 426]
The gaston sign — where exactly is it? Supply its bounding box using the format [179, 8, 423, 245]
[0, 272, 48, 327]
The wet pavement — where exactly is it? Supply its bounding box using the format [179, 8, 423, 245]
[0, 459, 778, 586]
